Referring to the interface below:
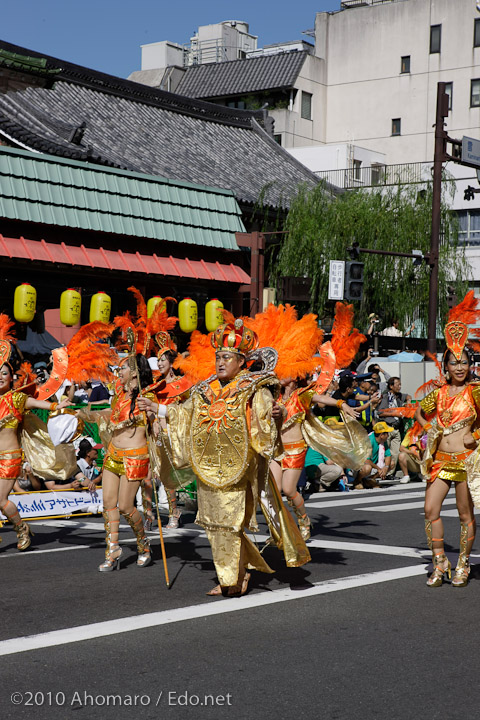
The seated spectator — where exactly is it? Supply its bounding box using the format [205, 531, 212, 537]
[304, 447, 345, 493]
[66, 381, 91, 404]
[13, 461, 45, 492]
[354, 421, 394, 490]
[398, 425, 425, 484]
[88, 380, 111, 406]
[376, 376, 411, 477]
[76, 437, 103, 491]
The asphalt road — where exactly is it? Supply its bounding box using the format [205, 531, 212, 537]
[1, 481, 479, 720]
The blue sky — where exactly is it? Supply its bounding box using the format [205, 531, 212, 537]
[2, 1, 340, 78]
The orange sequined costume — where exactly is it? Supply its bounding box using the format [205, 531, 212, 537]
[103, 379, 155, 482]
[280, 385, 317, 469]
[0, 391, 28, 479]
[420, 384, 480, 484]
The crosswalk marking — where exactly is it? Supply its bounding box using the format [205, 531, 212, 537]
[0, 564, 428, 657]
[305, 491, 425, 509]
[357, 498, 457, 513]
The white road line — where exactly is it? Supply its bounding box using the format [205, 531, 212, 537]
[0, 564, 428, 657]
[305, 491, 426, 509]
[357, 498, 457, 513]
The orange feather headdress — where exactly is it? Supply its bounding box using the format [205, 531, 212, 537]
[0, 313, 16, 371]
[114, 287, 177, 357]
[444, 290, 480, 359]
[330, 302, 367, 370]
[66, 321, 117, 383]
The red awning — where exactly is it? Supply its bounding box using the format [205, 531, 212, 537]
[0, 235, 250, 284]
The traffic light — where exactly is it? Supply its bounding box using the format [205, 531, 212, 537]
[447, 285, 457, 310]
[344, 261, 364, 301]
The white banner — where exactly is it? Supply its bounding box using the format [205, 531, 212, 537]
[0, 489, 103, 520]
[328, 260, 345, 300]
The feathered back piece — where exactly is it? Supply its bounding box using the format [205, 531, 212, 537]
[245, 304, 324, 380]
[415, 351, 446, 399]
[14, 361, 36, 390]
[66, 321, 117, 383]
[0, 313, 16, 370]
[330, 302, 366, 369]
[174, 330, 215, 382]
[114, 287, 178, 356]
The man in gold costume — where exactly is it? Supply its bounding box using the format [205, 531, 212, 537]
[139, 318, 288, 596]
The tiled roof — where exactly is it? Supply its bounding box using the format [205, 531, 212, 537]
[0, 146, 244, 249]
[0, 39, 319, 210]
[176, 51, 308, 99]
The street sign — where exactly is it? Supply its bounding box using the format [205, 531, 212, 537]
[462, 136, 480, 168]
[328, 260, 345, 300]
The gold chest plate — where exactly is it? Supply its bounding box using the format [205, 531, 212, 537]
[190, 385, 250, 489]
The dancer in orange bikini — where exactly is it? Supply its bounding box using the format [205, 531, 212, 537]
[415, 292, 480, 587]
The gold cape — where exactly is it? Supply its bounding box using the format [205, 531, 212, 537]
[21, 412, 78, 481]
[301, 411, 370, 470]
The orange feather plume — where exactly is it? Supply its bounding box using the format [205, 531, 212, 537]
[66, 321, 116, 383]
[331, 302, 366, 369]
[415, 351, 446, 398]
[174, 330, 215, 382]
[448, 290, 480, 325]
[14, 361, 36, 390]
[378, 405, 417, 419]
[146, 298, 177, 338]
[245, 304, 324, 380]
[0, 313, 15, 343]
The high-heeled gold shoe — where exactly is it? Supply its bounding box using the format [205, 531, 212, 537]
[426, 553, 451, 587]
[452, 521, 473, 587]
[98, 544, 123, 572]
[122, 509, 152, 567]
[452, 560, 470, 587]
[15, 521, 33, 551]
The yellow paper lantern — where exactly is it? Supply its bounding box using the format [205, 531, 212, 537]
[178, 297, 198, 333]
[205, 298, 224, 332]
[60, 288, 81, 326]
[147, 296, 166, 318]
[13, 283, 36, 323]
[90, 291, 111, 323]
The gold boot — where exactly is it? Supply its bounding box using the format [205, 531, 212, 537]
[424, 519, 434, 562]
[15, 521, 33, 551]
[452, 521, 474, 587]
[122, 509, 151, 567]
[99, 508, 122, 572]
[427, 553, 451, 587]
[288, 495, 311, 541]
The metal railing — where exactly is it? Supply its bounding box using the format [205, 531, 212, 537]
[315, 161, 435, 189]
[341, 0, 401, 9]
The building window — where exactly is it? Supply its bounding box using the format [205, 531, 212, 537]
[392, 118, 401, 136]
[458, 210, 480, 245]
[444, 82, 453, 110]
[475, 18, 480, 48]
[471, 79, 480, 107]
[400, 56, 410, 74]
[274, 134, 282, 146]
[301, 91, 312, 120]
[353, 159, 362, 181]
[430, 25, 441, 54]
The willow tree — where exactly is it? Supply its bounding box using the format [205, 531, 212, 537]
[273, 181, 469, 332]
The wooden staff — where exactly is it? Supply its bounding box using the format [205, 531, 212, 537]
[127, 328, 170, 588]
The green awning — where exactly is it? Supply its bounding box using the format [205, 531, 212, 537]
[0, 146, 245, 249]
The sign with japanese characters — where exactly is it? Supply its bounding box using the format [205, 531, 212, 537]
[328, 260, 345, 300]
[0, 489, 103, 519]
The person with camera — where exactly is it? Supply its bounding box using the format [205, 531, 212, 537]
[376, 377, 411, 477]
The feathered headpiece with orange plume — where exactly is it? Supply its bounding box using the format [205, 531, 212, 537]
[444, 290, 480, 359]
[66, 321, 117, 383]
[330, 302, 366, 370]
[114, 287, 177, 356]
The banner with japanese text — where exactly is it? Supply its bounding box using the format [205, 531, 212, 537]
[0, 489, 103, 520]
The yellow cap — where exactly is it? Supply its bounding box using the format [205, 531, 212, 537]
[373, 421, 394, 434]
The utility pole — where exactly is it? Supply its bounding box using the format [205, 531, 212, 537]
[428, 82, 449, 354]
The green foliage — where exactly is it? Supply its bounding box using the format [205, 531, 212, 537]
[273, 181, 468, 334]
